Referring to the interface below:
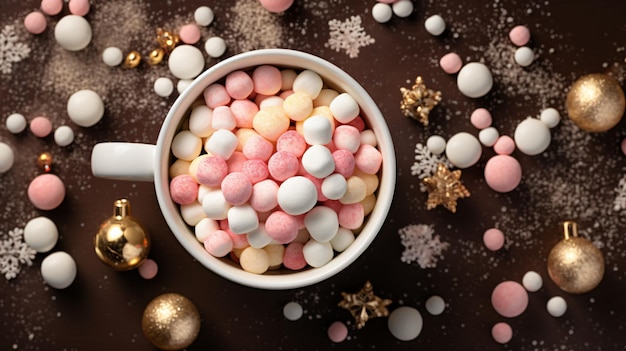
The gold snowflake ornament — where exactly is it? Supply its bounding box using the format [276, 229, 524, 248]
[338, 281, 392, 329]
[423, 163, 470, 213]
[400, 76, 442, 126]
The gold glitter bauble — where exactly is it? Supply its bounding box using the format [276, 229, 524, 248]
[123, 51, 142, 68]
[565, 73, 625, 132]
[147, 48, 165, 65]
[547, 221, 605, 294]
[142, 293, 201, 350]
[94, 199, 150, 270]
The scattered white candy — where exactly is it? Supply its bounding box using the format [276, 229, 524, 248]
[293, 70, 324, 99]
[425, 295, 446, 315]
[303, 115, 333, 145]
[514, 46, 534, 67]
[302, 240, 333, 268]
[204, 36, 227, 58]
[202, 190, 231, 220]
[522, 271, 543, 292]
[205, 129, 238, 159]
[6, 113, 27, 134]
[372, 3, 393, 23]
[329, 93, 359, 123]
[194, 6, 215, 26]
[41, 251, 77, 289]
[54, 126, 75, 147]
[514, 117, 551, 156]
[330, 227, 355, 252]
[67, 89, 105, 127]
[445, 132, 482, 168]
[0, 142, 15, 173]
[304, 206, 339, 242]
[172, 130, 202, 161]
[228, 204, 259, 234]
[425, 15, 446, 36]
[457, 62, 493, 98]
[54, 15, 92, 51]
[154, 77, 174, 97]
[321, 173, 348, 200]
[277, 176, 318, 215]
[426, 135, 446, 155]
[283, 301, 303, 321]
[546, 296, 567, 317]
[388, 306, 423, 341]
[177, 79, 193, 94]
[479, 127, 499, 147]
[168, 45, 205, 79]
[540, 107, 561, 128]
[102, 47, 123, 67]
[24, 217, 59, 253]
[301, 145, 335, 178]
[392, 0, 414, 18]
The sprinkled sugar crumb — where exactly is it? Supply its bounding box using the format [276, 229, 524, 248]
[325, 15, 375, 58]
[0, 227, 36, 280]
[223, 0, 285, 52]
[399, 224, 450, 269]
[0, 25, 31, 74]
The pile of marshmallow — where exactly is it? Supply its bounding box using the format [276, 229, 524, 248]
[168, 64, 383, 274]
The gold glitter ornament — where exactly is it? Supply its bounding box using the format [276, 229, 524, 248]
[156, 28, 180, 54]
[147, 48, 165, 65]
[94, 199, 150, 270]
[400, 76, 442, 126]
[338, 281, 392, 329]
[142, 293, 201, 350]
[37, 152, 53, 173]
[547, 221, 605, 294]
[423, 163, 470, 213]
[123, 51, 142, 68]
[565, 73, 625, 132]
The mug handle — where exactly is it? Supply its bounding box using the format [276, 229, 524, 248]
[91, 143, 156, 182]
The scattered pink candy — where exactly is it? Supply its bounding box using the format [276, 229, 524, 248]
[179, 23, 202, 44]
[30, 116, 53, 138]
[470, 108, 492, 129]
[24, 11, 47, 34]
[491, 322, 513, 344]
[138, 259, 158, 279]
[28, 173, 65, 210]
[509, 25, 530, 46]
[491, 281, 528, 318]
[68, 0, 91, 16]
[439, 52, 463, 74]
[483, 228, 505, 251]
[40, 0, 63, 16]
[258, 0, 294, 13]
[484, 155, 522, 193]
[621, 138, 626, 156]
[327, 321, 348, 343]
[493, 135, 516, 155]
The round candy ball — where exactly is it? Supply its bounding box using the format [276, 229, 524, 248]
[566, 73, 625, 132]
[154, 77, 174, 97]
[388, 306, 423, 341]
[514, 46, 534, 67]
[179, 23, 201, 44]
[102, 47, 124, 67]
[68, 0, 91, 16]
[30, 116, 53, 138]
[204, 36, 227, 58]
[24, 216, 59, 252]
[425, 295, 446, 315]
[41, 251, 77, 289]
[6, 113, 27, 133]
[28, 173, 66, 210]
[546, 296, 567, 317]
[258, 0, 294, 13]
[509, 25, 530, 46]
[283, 301, 303, 321]
[54, 125, 75, 146]
[491, 322, 513, 344]
[24, 11, 47, 35]
[392, 0, 414, 18]
[470, 108, 492, 129]
[138, 259, 158, 280]
[41, 0, 63, 16]
[194, 6, 215, 26]
[142, 293, 201, 350]
[445, 132, 482, 169]
[484, 155, 522, 193]
[168, 45, 205, 79]
[327, 321, 348, 343]
[491, 281, 528, 318]
[439, 52, 462, 74]
[67, 89, 105, 127]
[426, 135, 446, 155]
[483, 228, 505, 251]
[0, 142, 15, 173]
[522, 271, 543, 292]
[457, 62, 493, 98]
[540, 107, 561, 128]
[514, 118, 551, 155]
[424, 15, 446, 36]
[54, 15, 92, 51]
[372, 3, 393, 23]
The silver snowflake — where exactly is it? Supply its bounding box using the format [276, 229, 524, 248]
[325, 15, 375, 58]
[0, 25, 31, 74]
[398, 224, 450, 269]
[614, 174, 626, 211]
[0, 227, 36, 280]
[411, 143, 452, 191]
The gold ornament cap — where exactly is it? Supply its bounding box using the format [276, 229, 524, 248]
[547, 221, 605, 294]
[94, 199, 150, 270]
[142, 293, 201, 350]
[565, 73, 625, 132]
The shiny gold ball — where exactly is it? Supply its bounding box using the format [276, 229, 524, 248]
[566, 73, 625, 132]
[147, 48, 165, 65]
[142, 293, 201, 350]
[547, 221, 604, 294]
[37, 152, 53, 173]
[123, 51, 142, 68]
[94, 199, 150, 270]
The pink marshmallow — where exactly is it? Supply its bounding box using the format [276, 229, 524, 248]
[265, 210, 299, 244]
[491, 281, 528, 318]
[231, 99, 259, 128]
[170, 174, 199, 205]
[226, 151, 247, 172]
[204, 83, 231, 108]
[338, 203, 364, 229]
[196, 156, 229, 186]
[470, 108, 492, 129]
[268, 150, 299, 181]
[212, 106, 237, 130]
[484, 155, 522, 193]
[30, 116, 53, 138]
[221, 172, 253, 205]
[276, 130, 307, 158]
[24, 11, 47, 34]
[509, 25, 531, 46]
[243, 134, 274, 161]
[41, 0, 63, 15]
[242, 159, 269, 184]
[341, 115, 365, 131]
[493, 135, 516, 155]
[483, 228, 505, 251]
[226, 227, 250, 249]
[225, 70, 254, 99]
[333, 125, 361, 153]
[68, 0, 91, 16]
[203, 230, 234, 257]
[258, 0, 294, 13]
[179, 23, 202, 44]
[439, 52, 463, 74]
[28, 174, 65, 210]
[252, 65, 282, 95]
[332, 150, 356, 178]
[250, 179, 279, 212]
[354, 144, 382, 174]
[283, 242, 306, 270]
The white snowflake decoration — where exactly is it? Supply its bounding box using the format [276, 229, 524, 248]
[411, 143, 452, 191]
[0, 227, 36, 280]
[0, 25, 31, 74]
[325, 15, 375, 58]
[399, 224, 450, 269]
[613, 174, 626, 211]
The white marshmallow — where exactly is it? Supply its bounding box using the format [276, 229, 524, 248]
[180, 201, 207, 226]
[479, 127, 499, 147]
[195, 217, 220, 242]
[202, 189, 231, 220]
[329, 93, 360, 123]
[197, 184, 216, 203]
[292, 69, 323, 99]
[360, 129, 377, 147]
[258, 96, 284, 109]
[24, 217, 58, 253]
[304, 206, 339, 242]
[301, 145, 335, 178]
[211, 106, 237, 130]
[321, 173, 348, 200]
[204, 129, 238, 159]
[277, 176, 318, 215]
[247, 223, 274, 248]
[302, 240, 334, 268]
[189, 105, 214, 138]
[330, 227, 355, 252]
[303, 115, 333, 145]
[172, 130, 202, 161]
[227, 204, 259, 234]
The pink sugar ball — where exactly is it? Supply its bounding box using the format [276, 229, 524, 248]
[268, 150, 299, 181]
[203, 229, 234, 257]
[28, 174, 65, 210]
[621, 138, 626, 156]
[243, 134, 274, 161]
[283, 242, 306, 270]
[509, 25, 530, 46]
[197, 156, 229, 186]
[439, 52, 463, 74]
[221, 172, 252, 205]
[41, 0, 63, 16]
[138, 259, 158, 279]
[332, 149, 356, 178]
[250, 179, 279, 212]
[491, 322, 513, 344]
[230, 99, 258, 128]
[204, 83, 231, 108]
[68, 0, 91, 16]
[258, 0, 294, 13]
[225, 70, 254, 100]
[170, 174, 199, 205]
[493, 135, 516, 155]
[226, 151, 247, 173]
[470, 108, 492, 129]
[276, 130, 307, 158]
[252, 65, 282, 95]
[24, 11, 47, 34]
[322, 199, 343, 213]
[338, 203, 364, 229]
[30, 116, 53, 138]
[483, 228, 505, 251]
[354, 144, 382, 174]
[484, 155, 522, 193]
[226, 228, 250, 249]
[491, 281, 528, 318]
[179, 23, 202, 44]
[327, 321, 349, 343]
[265, 210, 299, 244]
[242, 159, 269, 184]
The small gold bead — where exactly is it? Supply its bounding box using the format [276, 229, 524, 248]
[37, 152, 53, 173]
[123, 51, 142, 68]
[156, 28, 180, 53]
[147, 48, 165, 65]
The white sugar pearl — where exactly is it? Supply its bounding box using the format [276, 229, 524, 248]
[392, 0, 414, 18]
[194, 6, 214, 26]
[445, 132, 482, 168]
[304, 206, 339, 242]
[24, 217, 58, 253]
[205, 129, 238, 159]
[6, 113, 27, 134]
[322, 173, 348, 200]
[102, 47, 123, 66]
[479, 127, 499, 147]
[457, 62, 493, 98]
[172, 130, 202, 161]
[204, 36, 227, 58]
[302, 240, 334, 267]
[54, 125, 74, 146]
[177, 79, 193, 94]
[329, 93, 360, 124]
[540, 107, 561, 128]
[168, 45, 205, 79]
[426, 135, 446, 155]
[293, 70, 324, 99]
[514, 46, 534, 67]
[522, 271, 543, 292]
[303, 115, 333, 145]
[277, 176, 317, 215]
[372, 3, 393, 23]
[546, 296, 567, 317]
[195, 218, 219, 242]
[180, 202, 206, 226]
[189, 105, 214, 138]
[330, 227, 355, 252]
[425, 295, 446, 315]
[41, 251, 77, 289]
[283, 301, 303, 321]
[67, 89, 104, 127]
[301, 145, 335, 178]
[154, 77, 174, 97]
[228, 204, 259, 234]
[388, 306, 423, 341]
[425, 15, 446, 36]
[54, 15, 92, 51]
[0, 142, 15, 173]
[360, 129, 377, 147]
[247, 223, 273, 248]
[514, 118, 551, 155]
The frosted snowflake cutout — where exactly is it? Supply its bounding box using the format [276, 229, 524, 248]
[325, 16, 375, 58]
[0, 227, 36, 280]
[0, 25, 31, 74]
[613, 174, 626, 211]
[411, 143, 452, 191]
[399, 224, 450, 269]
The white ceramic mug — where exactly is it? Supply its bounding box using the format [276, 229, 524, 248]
[91, 49, 396, 289]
